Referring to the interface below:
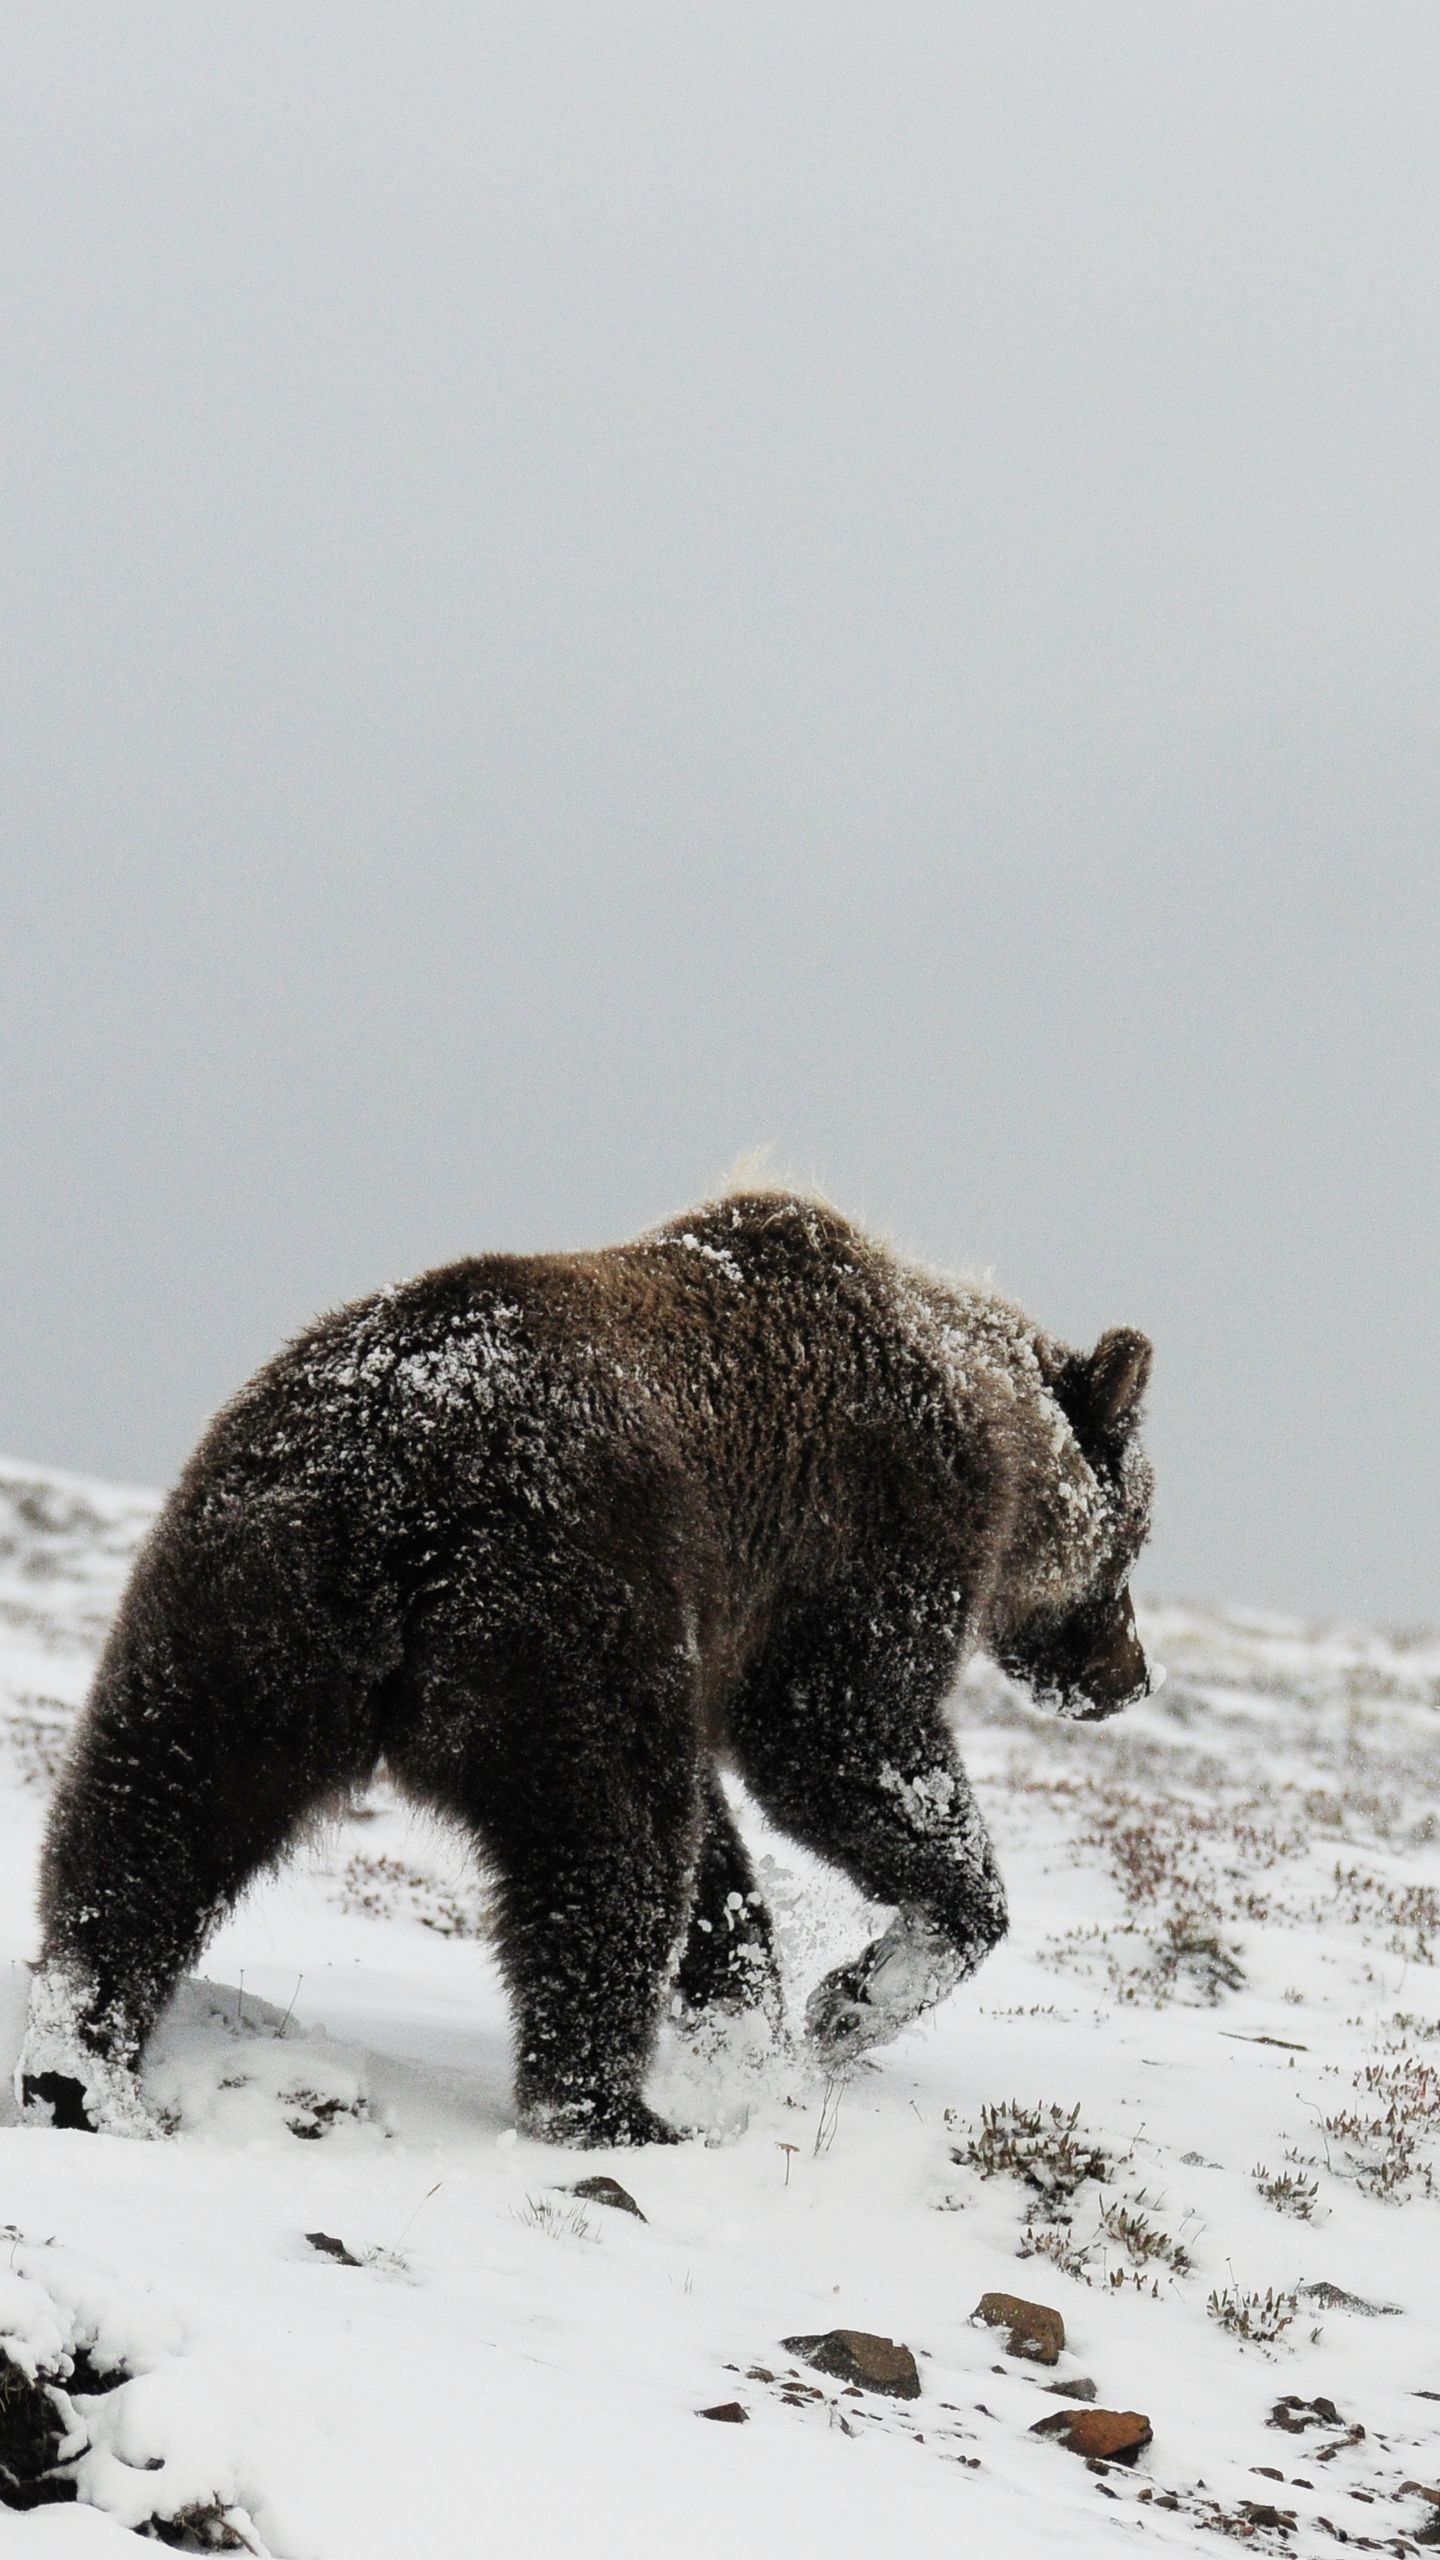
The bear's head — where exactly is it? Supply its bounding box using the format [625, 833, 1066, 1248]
[995, 1325, 1159, 1721]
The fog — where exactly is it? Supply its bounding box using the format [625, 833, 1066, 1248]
[2, 4, 1435, 1620]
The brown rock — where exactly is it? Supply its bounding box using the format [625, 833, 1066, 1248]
[780, 2329, 921, 2400]
[1268, 2394, 1343, 2435]
[567, 2176, 646, 2221]
[306, 2230, 361, 2266]
[698, 2402, 748, 2423]
[973, 2292, 1065, 2366]
[1032, 2406, 1153, 2466]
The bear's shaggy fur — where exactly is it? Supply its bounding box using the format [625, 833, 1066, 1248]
[18, 1191, 1156, 2144]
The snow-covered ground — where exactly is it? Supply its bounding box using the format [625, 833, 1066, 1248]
[2, 1457, 1439, 2557]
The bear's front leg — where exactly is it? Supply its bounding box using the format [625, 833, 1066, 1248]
[732, 1627, 1008, 2068]
[800, 1747, 1008, 2065]
[804, 1906, 975, 2066]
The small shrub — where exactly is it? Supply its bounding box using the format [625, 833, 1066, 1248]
[1207, 2284, 1297, 2349]
[1018, 2222, 1096, 2285]
[1097, 2194, 1195, 2278]
[950, 2101, 1109, 2215]
[1253, 2163, 1319, 2219]
[1320, 2051, 1440, 2201]
[1149, 1913, 1246, 2002]
[511, 2195, 596, 2244]
[1387, 2011, 1440, 2041]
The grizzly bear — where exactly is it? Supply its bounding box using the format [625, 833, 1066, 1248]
[17, 1190, 1156, 2145]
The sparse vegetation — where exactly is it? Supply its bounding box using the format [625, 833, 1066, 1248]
[7, 1471, 1440, 2550]
[1018, 2221, 1098, 2285]
[511, 2195, 598, 2244]
[950, 2104, 1198, 2296]
[1328, 1865, 1440, 1965]
[948, 2100, 1110, 2213]
[337, 1850, 489, 1940]
[1252, 2162, 1319, 2218]
[4, 1698, 68, 1789]
[1206, 2284, 1298, 2349]
[1097, 2193, 1196, 2279]
[1015, 2181, 1199, 2293]
[1320, 2050, 1440, 2200]
[1143, 1912, 1246, 2003]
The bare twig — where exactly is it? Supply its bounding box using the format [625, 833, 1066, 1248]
[391, 2179, 443, 2254]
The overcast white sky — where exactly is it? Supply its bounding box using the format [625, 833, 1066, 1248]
[2, 3, 1435, 1622]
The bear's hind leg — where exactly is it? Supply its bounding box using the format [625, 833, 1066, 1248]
[495, 1783, 701, 2146]
[22, 1619, 381, 2131]
[503, 1860, 692, 2148]
[414, 1660, 703, 2149]
[672, 1774, 782, 2031]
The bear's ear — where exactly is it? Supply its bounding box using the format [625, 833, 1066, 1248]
[1052, 1327, 1153, 1453]
[1084, 1327, 1152, 1434]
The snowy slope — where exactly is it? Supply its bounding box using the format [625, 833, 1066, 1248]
[2, 1457, 1439, 2557]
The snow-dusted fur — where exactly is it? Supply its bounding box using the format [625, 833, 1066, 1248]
[18, 1191, 1156, 2142]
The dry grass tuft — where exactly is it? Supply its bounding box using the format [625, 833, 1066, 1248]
[1206, 2283, 1298, 2350]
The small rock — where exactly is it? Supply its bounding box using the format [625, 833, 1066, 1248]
[568, 2176, 646, 2221]
[1031, 2406, 1153, 2466]
[780, 2330, 921, 2400]
[1045, 2377, 1098, 2403]
[1268, 2394, 1343, 2435]
[698, 2402, 748, 2423]
[973, 2292, 1065, 2366]
[1298, 2283, 1398, 2318]
[306, 2231, 361, 2267]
